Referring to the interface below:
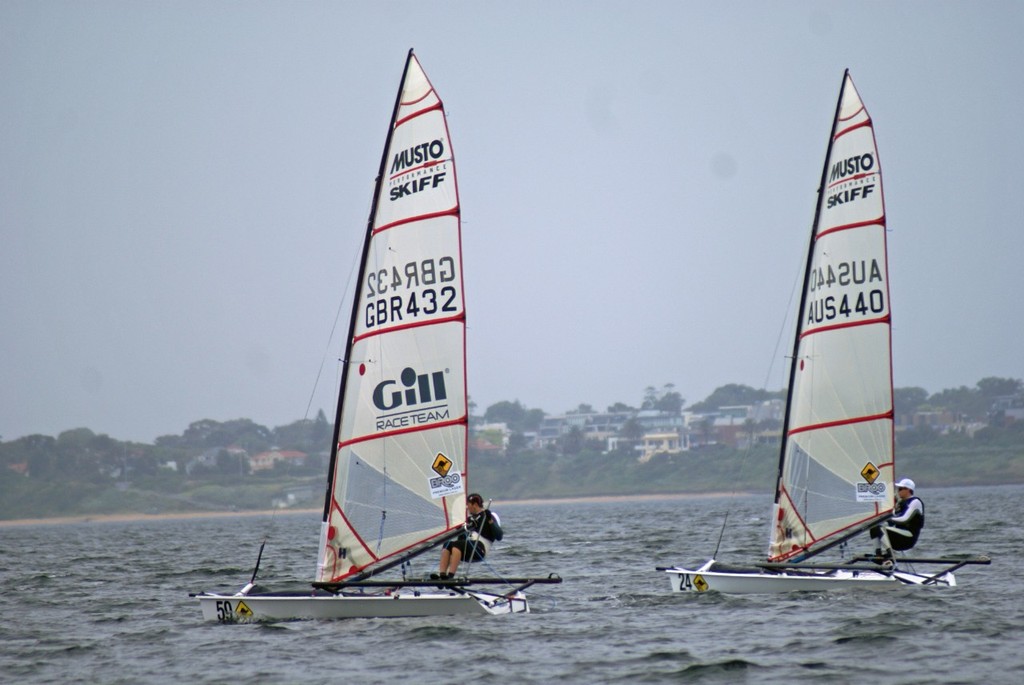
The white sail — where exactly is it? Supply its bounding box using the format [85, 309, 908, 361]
[317, 52, 467, 582]
[768, 71, 895, 562]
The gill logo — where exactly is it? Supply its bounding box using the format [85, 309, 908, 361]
[372, 367, 448, 411]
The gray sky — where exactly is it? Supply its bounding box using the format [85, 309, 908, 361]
[2, 2, 1021, 443]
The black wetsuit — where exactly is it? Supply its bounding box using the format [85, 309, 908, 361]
[872, 495, 925, 551]
[443, 510, 503, 562]
[887, 495, 925, 551]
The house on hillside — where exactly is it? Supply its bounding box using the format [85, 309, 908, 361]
[469, 437, 503, 454]
[638, 431, 687, 463]
[185, 446, 250, 475]
[991, 395, 1024, 426]
[537, 410, 633, 449]
[250, 449, 307, 472]
[474, 422, 511, 449]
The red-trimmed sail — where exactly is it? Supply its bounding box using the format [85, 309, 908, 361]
[768, 71, 896, 562]
[316, 51, 468, 582]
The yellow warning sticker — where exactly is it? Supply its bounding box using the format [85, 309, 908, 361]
[432, 453, 453, 477]
[693, 574, 709, 592]
[861, 462, 880, 483]
[235, 600, 253, 618]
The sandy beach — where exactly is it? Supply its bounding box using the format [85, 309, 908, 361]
[0, 491, 740, 527]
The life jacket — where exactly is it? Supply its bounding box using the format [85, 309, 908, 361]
[466, 511, 503, 556]
[889, 496, 925, 550]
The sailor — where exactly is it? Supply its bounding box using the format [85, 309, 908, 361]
[432, 493, 503, 580]
[871, 477, 925, 556]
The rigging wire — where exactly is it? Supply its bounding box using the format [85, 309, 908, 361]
[710, 246, 805, 560]
[466, 502, 552, 601]
[303, 244, 363, 421]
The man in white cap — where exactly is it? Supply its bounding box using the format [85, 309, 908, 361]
[870, 477, 925, 557]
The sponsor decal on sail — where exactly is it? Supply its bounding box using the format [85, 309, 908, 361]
[857, 462, 888, 502]
[388, 138, 450, 201]
[372, 367, 452, 431]
[828, 153, 875, 183]
[826, 153, 878, 208]
[432, 453, 453, 477]
[428, 451, 463, 499]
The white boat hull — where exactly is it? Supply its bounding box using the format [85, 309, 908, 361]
[195, 587, 528, 621]
[663, 561, 955, 594]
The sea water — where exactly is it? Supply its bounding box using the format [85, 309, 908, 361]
[0, 485, 1019, 684]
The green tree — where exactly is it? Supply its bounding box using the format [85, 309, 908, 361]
[977, 377, 1022, 399]
[523, 409, 545, 431]
[561, 426, 584, 455]
[927, 386, 984, 422]
[3, 434, 57, 478]
[690, 384, 780, 412]
[178, 419, 273, 452]
[273, 411, 331, 453]
[894, 387, 929, 421]
[484, 401, 544, 433]
[655, 391, 684, 413]
[508, 432, 528, 451]
[484, 400, 527, 426]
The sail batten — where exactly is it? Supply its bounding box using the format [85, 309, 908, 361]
[316, 50, 469, 583]
[338, 416, 469, 449]
[835, 119, 871, 138]
[353, 312, 466, 344]
[374, 211, 459, 234]
[768, 70, 895, 563]
[787, 410, 894, 437]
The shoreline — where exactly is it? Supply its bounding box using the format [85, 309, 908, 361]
[0, 491, 742, 527]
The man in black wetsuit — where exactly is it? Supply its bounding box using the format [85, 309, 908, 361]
[871, 477, 925, 557]
[432, 493, 503, 579]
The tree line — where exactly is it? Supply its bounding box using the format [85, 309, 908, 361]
[0, 376, 1020, 519]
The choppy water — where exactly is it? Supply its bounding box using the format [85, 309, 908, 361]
[0, 485, 1019, 684]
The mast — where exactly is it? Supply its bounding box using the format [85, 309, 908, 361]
[320, 49, 416, 524]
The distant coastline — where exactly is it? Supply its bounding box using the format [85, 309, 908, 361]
[0, 491, 743, 527]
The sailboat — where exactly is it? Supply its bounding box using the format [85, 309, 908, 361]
[195, 50, 560, 620]
[659, 70, 989, 593]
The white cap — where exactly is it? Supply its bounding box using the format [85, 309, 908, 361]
[895, 478, 916, 492]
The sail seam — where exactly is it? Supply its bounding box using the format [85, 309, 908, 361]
[787, 409, 894, 437]
[396, 101, 442, 127]
[834, 118, 871, 139]
[373, 207, 459, 235]
[338, 415, 468, 449]
[800, 313, 890, 339]
[815, 216, 885, 239]
[353, 312, 465, 344]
